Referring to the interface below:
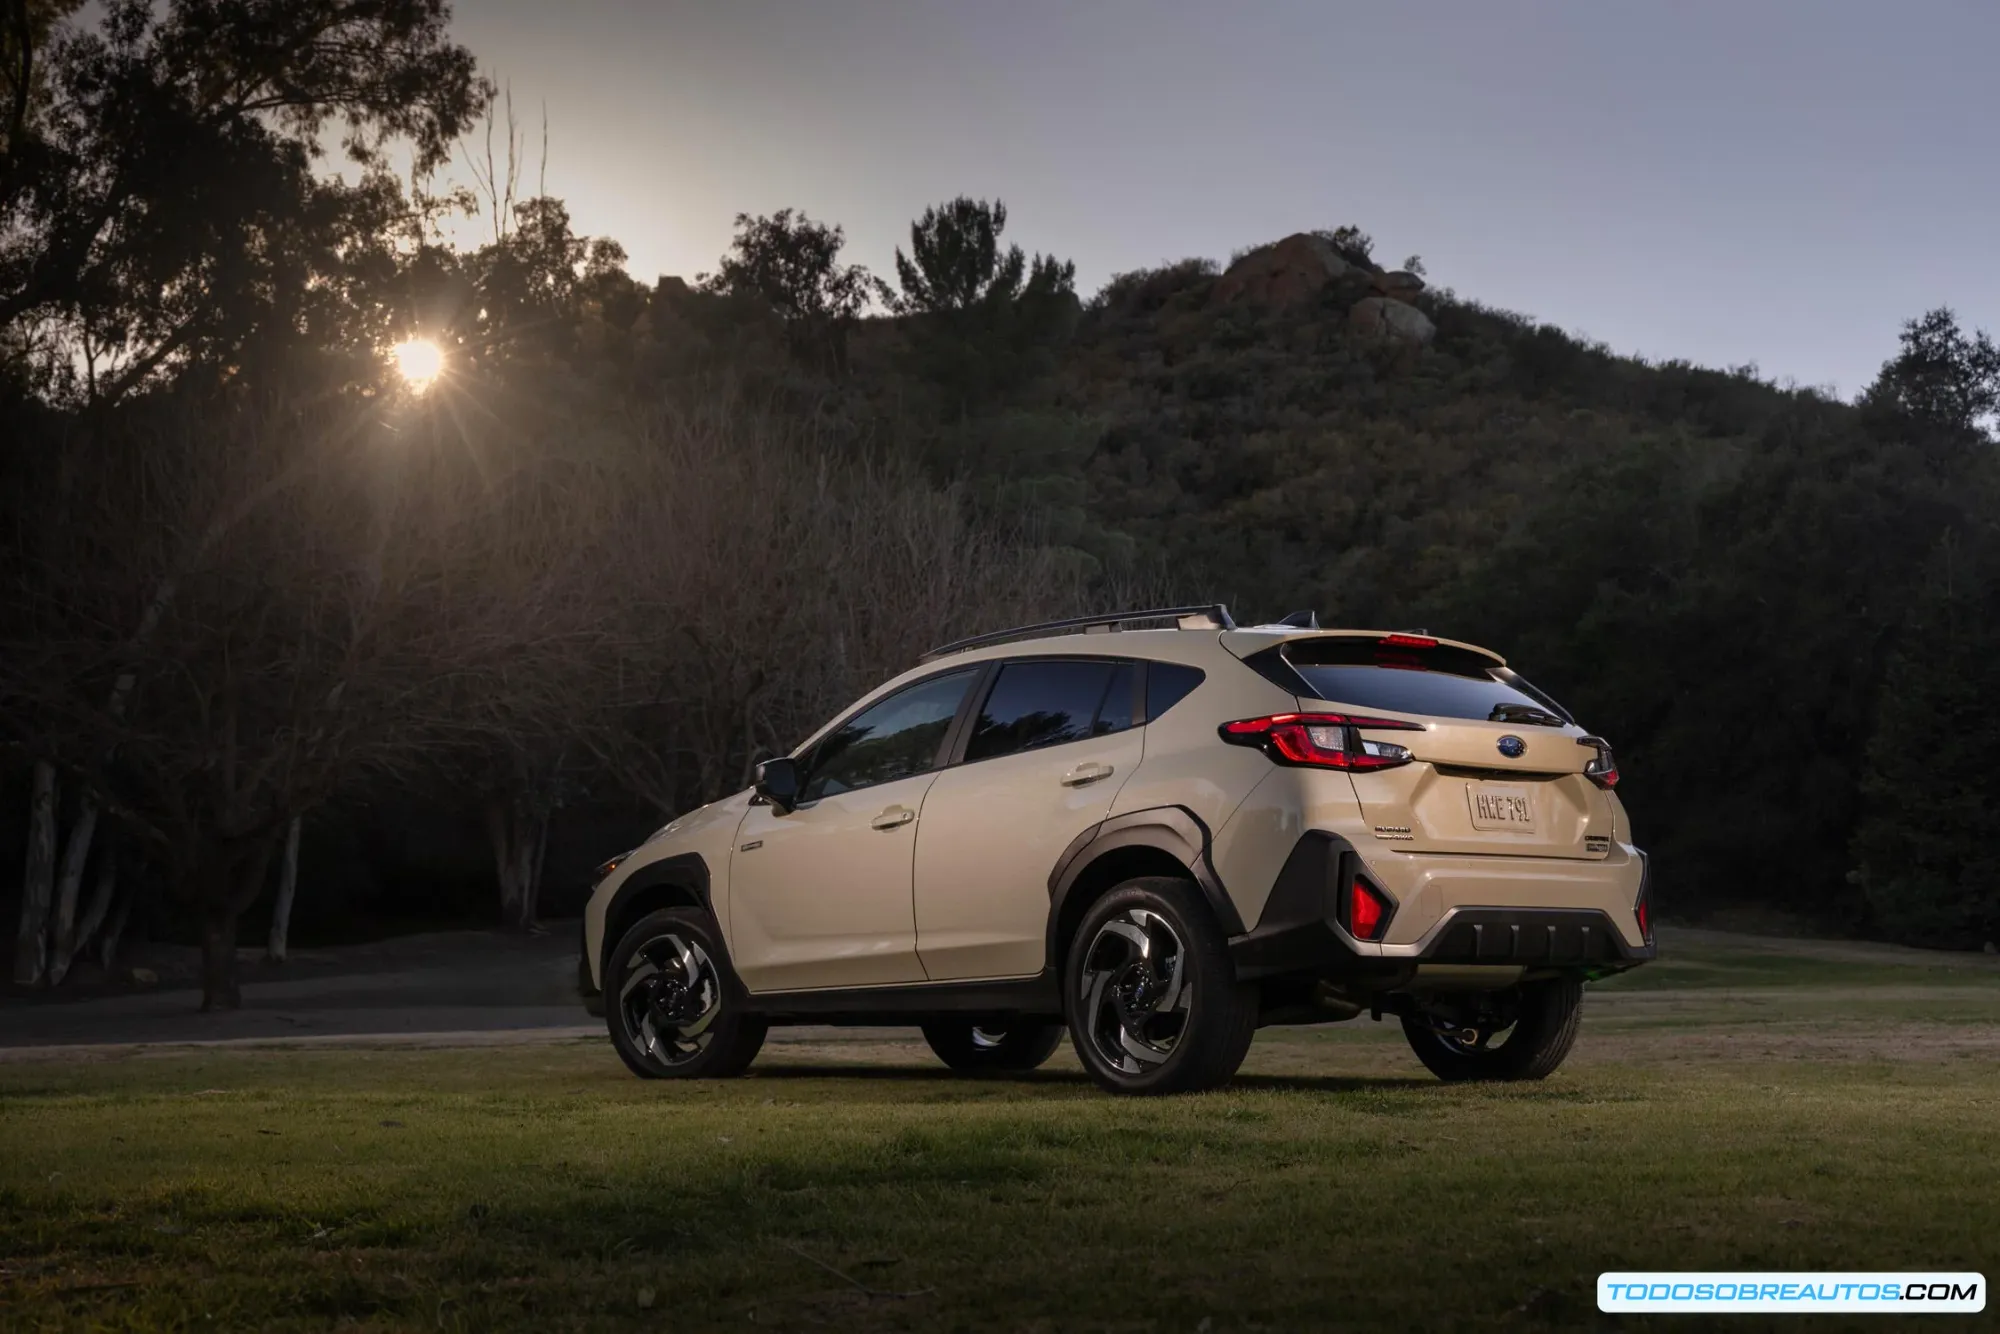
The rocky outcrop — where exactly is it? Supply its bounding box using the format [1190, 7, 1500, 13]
[1210, 233, 1353, 307]
[1348, 296, 1435, 347]
[1369, 269, 1426, 303]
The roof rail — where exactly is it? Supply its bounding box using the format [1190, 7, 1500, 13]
[920, 604, 1236, 662]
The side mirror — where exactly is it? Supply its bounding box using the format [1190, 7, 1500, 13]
[753, 757, 801, 813]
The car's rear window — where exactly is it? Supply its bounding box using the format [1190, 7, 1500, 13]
[1291, 666, 1554, 722]
[1277, 637, 1571, 725]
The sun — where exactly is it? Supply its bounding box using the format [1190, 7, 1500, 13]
[390, 337, 444, 392]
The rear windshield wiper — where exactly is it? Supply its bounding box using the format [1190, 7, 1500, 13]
[1488, 702, 1568, 728]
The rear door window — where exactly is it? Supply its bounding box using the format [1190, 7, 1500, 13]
[964, 659, 1129, 763]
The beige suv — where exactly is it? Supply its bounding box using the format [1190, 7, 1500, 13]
[580, 606, 1653, 1095]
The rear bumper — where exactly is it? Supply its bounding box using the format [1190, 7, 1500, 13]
[1229, 831, 1654, 986]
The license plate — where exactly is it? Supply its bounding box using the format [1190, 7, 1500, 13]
[1467, 783, 1537, 832]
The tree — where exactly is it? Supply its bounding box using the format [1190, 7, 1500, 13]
[1850, 535, 2000, 947]
[0, 0, 488, 400]
[879, 196, 1077, 412]
[1860, 307, 2000, 444]
[0, 362, 600, 1007]
[697, 209, 871, 372]
[881, 196, 1073, 316]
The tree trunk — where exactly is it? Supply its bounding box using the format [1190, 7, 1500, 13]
[199, 908, 242, 1012]
[98, 889, 131, 971]
[71, 850, 118, 970]
[486, 796, 549, 932]
[265, 816, 301, 963]
[45, 796, 100, 986]
[12, 762, 57, 986]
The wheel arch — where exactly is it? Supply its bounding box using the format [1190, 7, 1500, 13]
[1044, 805, 1247, 976]
[600, 852, 712, 981]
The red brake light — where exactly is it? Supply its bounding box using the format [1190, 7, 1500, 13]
[1380, 633, 1438, 649]
[1578, 736, 1620, 789]
[1349, 878, 1388, 940]
[1219, 713, 1423, 771]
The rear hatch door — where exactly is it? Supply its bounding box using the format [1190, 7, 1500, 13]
[1234, 632, 1614, 859]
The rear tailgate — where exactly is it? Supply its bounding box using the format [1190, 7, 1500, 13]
[1227, 630, 1616, 859]
[1348, 718, 1611, 858]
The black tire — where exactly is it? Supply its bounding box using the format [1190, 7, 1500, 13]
[605, 907, 767, 1080]
[1400, 978, 1584, 1082]
[920, 1018, 1065, 1073]
[1063, 876, 1258, 1096]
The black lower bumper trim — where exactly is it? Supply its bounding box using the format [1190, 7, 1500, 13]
[1228, 832, 1655, 985]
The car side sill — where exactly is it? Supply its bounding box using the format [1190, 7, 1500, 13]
[745, 971, 1062, 1025]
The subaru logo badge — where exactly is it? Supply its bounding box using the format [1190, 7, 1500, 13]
[1497, 735, 1526, 758]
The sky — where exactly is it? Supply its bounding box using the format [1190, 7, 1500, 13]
[441, 0, 2000, 400]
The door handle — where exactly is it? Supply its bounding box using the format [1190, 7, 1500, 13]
[870, 807, 915, 830]
[1061, 762, 1115, 787]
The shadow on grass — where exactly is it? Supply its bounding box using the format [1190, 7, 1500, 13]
[1230, 1073, 1437, 1094]
[739, 1062, 1437, 1098]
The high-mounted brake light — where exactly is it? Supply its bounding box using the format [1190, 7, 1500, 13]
[1349, 878, 1389, 940]
[1219, 713, 1424, 771]
[1380, 633, 1438, 649]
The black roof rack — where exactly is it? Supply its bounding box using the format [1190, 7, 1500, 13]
[920, 604, 1236, 662]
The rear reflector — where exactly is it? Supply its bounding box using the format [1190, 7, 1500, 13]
[1350, 878, 1389, 941]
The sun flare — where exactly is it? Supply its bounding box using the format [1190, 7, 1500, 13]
[390, 337, 444, 392]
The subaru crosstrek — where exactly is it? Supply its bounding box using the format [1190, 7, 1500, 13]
[580, 606, 1653, 1095]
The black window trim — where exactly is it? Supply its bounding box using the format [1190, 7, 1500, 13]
[944, 654, 1150, 769]
[790, 663, 990, 805]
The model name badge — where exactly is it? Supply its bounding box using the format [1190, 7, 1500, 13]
[738, 840, 763, 852]
[1467, 783, 1536, 831]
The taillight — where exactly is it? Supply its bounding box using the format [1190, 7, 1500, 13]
[1219, 713, 1424, 771]
[1577, 735, 1619, 789]
[1349, 877, 1389, 940]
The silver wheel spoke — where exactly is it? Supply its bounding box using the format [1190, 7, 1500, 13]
[1079, 905, 1189, 1079]
[618, 932, 725, 1069]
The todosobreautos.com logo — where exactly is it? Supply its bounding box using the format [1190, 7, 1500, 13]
[1599, 1273, 1985, 1314]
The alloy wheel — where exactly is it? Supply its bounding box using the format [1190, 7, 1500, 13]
[1078, 908, 1191, 1074]
[618, 932, 722, 1069]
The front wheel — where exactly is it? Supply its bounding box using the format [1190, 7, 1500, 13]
[606, 907, 767, 1079]
[920, 1019, 1065, 1073]
[1400, 978, 1584, 1082]
[1064, 876, 1259, 1096]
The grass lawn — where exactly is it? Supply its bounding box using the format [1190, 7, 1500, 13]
[2, 935, 1997, 1331]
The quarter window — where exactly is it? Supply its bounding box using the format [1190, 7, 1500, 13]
[800, 669, 979, 801]
[964, 659, 1131, 763]
[1145, 662, 1206, 720]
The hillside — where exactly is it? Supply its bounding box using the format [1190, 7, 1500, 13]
[814, 228, 1997, 942]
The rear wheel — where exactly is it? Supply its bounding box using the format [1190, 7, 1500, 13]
[920, 1019, 1065, 1073]
[1064, 876, 1258, 1096]
[606, 907, 767, 1079]
[1400, 978, 1583, 1082]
